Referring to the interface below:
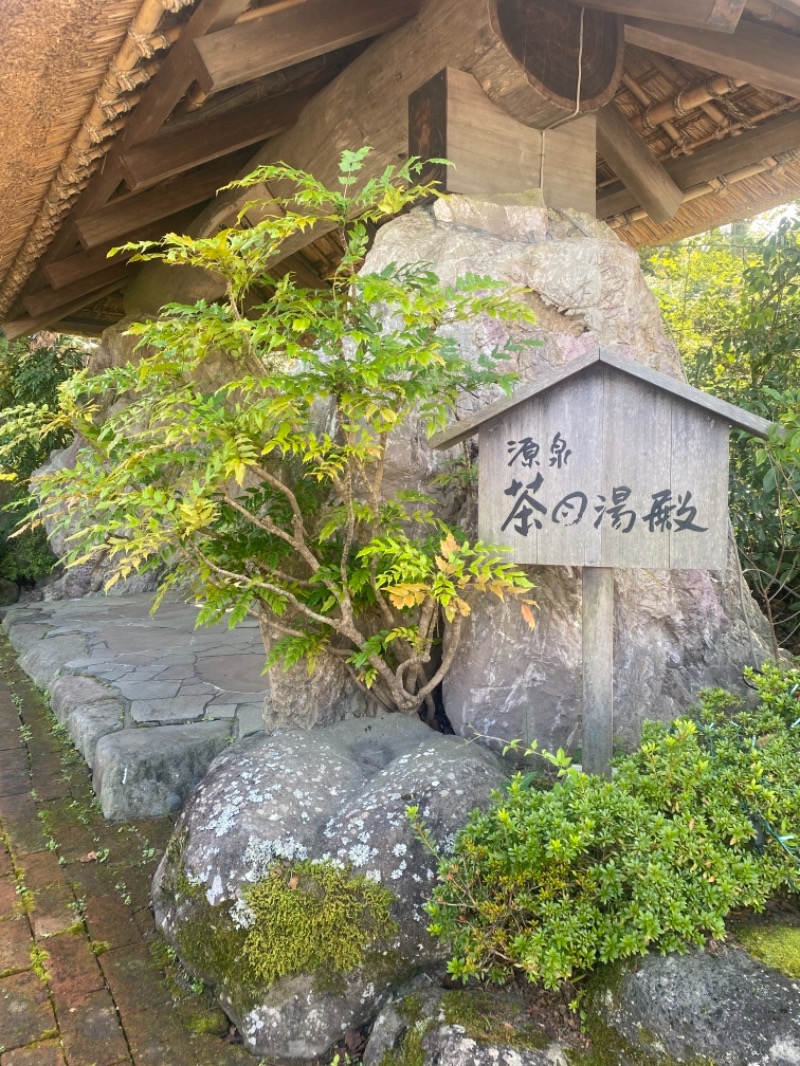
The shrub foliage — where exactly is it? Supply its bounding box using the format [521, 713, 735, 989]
[0, 150, 537, 715]
[422, 664, 800, 989]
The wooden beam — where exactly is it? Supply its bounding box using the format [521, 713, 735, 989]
[572, 0, 746, 32]
[75, 153, 250, 250]
[624, 18, 800, 101]
[191, 0, 421, 95]
[119, 90, 313, 192]
[2, 283, 126, 341]
[773, 0, 800, 16]
[598, 109, 800, 217]
[409, 68, 596, 215]
[596, 104, 683, 223]
[43, 212, 196, 290]
[23, 264, 133, 318]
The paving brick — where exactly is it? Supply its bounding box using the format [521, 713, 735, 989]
[50, 827, 99, 866]
[0, 770, 33, 797]
[73, 882, 141, 951]
[46, 931, 105, 1012]
[1, 798, 50, 855]
[59, 988, 130, 1066]
[0, 1041, 66, 1066]
[0, 844, 14, 878]
[0, 873, 21, 918]
[18, 850, 67, 891]
[32, 775, 73, 802]
[0, 748, 31, 773]
[27, 752, 65, 778]
[0, 916, 34, 975]
[121, 1008, 199, 1066]
[31, 881, 78, 940]
[0, 971, 56, 1051]
[99, 944, 171, 1015]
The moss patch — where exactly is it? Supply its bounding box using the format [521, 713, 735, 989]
[379, 987, 549, 1066]
[242, 858, 396, 987]
[735, 924, 800, 979]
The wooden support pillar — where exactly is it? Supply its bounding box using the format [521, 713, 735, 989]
[409, 68, 596, 216]
[582, 567, 615, 778]
[597, 104, 684, 223]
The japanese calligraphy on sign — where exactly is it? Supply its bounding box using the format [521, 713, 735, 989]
[477, 365, 733, 570]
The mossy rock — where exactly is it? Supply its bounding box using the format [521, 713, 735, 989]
[367, 986, 552, 1066]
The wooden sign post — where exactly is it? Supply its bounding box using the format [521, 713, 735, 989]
[430, 346, 773, 776]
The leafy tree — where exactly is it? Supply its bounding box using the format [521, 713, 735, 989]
[643, 214, 800, 653]
[0, 333, 85, 582]
[0, 150, 537, 715]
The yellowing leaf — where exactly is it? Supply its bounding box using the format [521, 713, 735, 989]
[385, 582, 428, 610]
[521, 603, 536, 630]
[440, 532, 459, 557]
[455, 597, 471, 618]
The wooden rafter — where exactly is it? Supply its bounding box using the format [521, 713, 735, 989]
[3, 282, 127, 341]
[596, 104, 683, 222]
[190, 0, 422, 95]
[599, 110, 800, 218]
[75, 152, 251, 250]
[43, 212, 196, 290]
[42, 0, 252, 265]
[119, 89, 315, 191]
[23, 264, 133, 318]
[624, 18, 800, 101]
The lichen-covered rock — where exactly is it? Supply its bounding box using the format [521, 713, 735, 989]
[363, 196, 774, 753]
[593, 946, 800, 1065]
[152, 715, 508, 1061]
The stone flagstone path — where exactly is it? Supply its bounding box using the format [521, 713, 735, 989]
[1, 596, 268, 819]
[0, 636, 256, 1066]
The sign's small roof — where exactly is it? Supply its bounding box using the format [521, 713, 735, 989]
[429, 346, 775, 451]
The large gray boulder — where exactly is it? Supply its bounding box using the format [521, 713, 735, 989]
[152, 715, 508, 1061]
[362, 195, 774, 753]
[596, 946, 800, 1066]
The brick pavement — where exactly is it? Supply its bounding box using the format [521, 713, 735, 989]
[0, 636, 256, 1066]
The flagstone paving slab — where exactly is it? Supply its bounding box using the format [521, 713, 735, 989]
[1, 594, 268, 817]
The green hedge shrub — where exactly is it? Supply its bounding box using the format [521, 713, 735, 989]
[423, 664, 800, 989]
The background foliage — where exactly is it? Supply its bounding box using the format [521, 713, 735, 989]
[643, 214, 800, 653]
[0, 333, 85, 583]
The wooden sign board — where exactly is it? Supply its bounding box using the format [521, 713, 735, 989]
[431, 347, 774, 573]
[479, 365, 729, 569]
